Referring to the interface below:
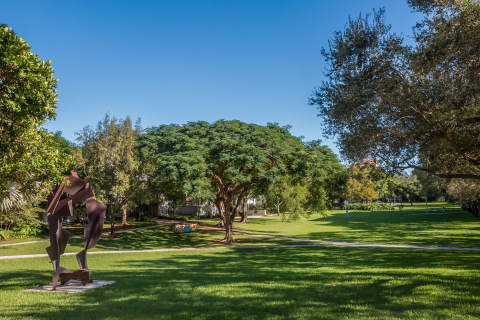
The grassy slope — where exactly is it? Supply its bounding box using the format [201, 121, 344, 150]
[1, 247, 479, 319]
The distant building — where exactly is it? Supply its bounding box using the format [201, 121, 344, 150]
[361, 160, 379, 167]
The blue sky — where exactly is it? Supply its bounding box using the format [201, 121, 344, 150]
[2, 0, 423, 156]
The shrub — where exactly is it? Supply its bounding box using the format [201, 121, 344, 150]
[2, 223, 48, 239]
[342, 203, 396, 211]
[0, 229, 11, 240]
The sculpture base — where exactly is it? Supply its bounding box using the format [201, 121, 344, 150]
[25, 280, 115, 293]
[60, 270, 91, 286]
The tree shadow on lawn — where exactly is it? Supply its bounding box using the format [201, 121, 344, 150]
[1, 246, 480, 319]
[303, 211, 480, 248]
[232, 212, 480, 248]
[0, 227, 305, 257]
[91, 228, 282, 251]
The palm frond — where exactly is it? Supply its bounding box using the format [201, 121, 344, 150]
[0, 183, 27, 212]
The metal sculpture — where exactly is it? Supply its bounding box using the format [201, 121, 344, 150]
[45, 171, 106, 290]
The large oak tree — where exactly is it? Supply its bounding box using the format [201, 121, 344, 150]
[310, 0, 480, 180]
[140, 120, 338, 243]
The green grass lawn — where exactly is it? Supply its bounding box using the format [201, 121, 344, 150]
[1, 246, 479, 319]
[1, 202, 480, 319]
[0, 225, 309, 257]
[225, 202, 480, 248]
[3, 202, 479, 257]
[64, 220, 159, 236]
[0, 221, 158, 245]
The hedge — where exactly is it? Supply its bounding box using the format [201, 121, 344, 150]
[342, 203, 396, 211]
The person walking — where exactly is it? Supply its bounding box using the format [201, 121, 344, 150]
[442, 206, 445, 214]
[345, 209, 349, 217]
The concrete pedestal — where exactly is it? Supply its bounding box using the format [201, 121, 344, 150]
[25, 280, 115, 293]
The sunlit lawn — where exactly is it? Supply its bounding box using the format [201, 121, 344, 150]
[3, 202, 479, 257]
[1, 246, 479, 319]
[2, 202, 480, 319]
[221, 202, 480, 248]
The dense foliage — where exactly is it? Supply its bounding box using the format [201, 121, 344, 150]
[346, 164, 378, 202]
[74, 114, 142, 237]
[140, 120, 340, 242]
[310, 0, 480, 180]
[0, 24, 72, 201]
[0, 223, 47, 240]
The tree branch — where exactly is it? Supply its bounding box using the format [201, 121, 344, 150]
[393, 165, 480, 180]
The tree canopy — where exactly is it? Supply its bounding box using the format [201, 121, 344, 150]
[310, 0, 480, 180]
[0, 24, 72, 202]
[74, 114, 141, 237]
[346, 164, 378, 202]
[139, 120, 340, 242]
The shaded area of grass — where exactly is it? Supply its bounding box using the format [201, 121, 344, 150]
[1, 246, 479, 319]
[64, 220, 158, 236]
[0, 226, 308, 257]
[0, 221, 158, 245]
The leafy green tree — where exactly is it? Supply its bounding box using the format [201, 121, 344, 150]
[446, 179, 480, 207]
[0, 24, 72, 201]
[74, 114, 141, 237]
[310, 0, 480, 180]
[395, 174, 422, 205]
[50, 131, 76, 155]
[319, 160, 347, 208]
[346, 164, 378, 202]
[139, 121, 335, 243]
[265, 176, 290, 215]
[415, 170, 446, 201]
[367, 166, 399, 202]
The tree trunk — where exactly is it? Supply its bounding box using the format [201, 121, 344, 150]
[121, 204, 128, 225]
[239, 201, 249, 223]
[109, 204, 115, 238]
[221, 201, 235, 242]
[223, 216, 234, 242]
[215, 199, 225, 228]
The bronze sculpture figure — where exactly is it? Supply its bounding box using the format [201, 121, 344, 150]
[45, 171, 106, 290]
